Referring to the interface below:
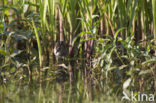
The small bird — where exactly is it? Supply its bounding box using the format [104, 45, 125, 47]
[54, 41, 67, 61]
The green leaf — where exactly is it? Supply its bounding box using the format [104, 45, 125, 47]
[139, 70, 151, 75]
[0, 48, 6, 55]
[32, 20, 42, 68]
[114, 27, 125, 40]
[142, 59, 156, 65]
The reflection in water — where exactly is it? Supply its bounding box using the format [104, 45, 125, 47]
[68, 62, 73, 83]
[0, 64, 122, 103]
[58, 83, 63, 103]
[0, 77, 122, 103]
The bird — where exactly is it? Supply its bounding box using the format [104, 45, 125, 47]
[54, 41, 68, 61]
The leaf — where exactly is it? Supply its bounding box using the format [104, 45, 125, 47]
[123, 78, 131, 89]
[10, 50, 22, 58]
[91, 15, 99, 19]
[0, 48, 6, 55]
[139, 70, 151, 75]
[114, 27, 125, 40]
[32, 20, 42, 67]
[23, 4, 29, 13]
[119, 65, 128, 70]
[142, 59, 156, 65]
[98, 38, 105, 43]
[100, 60, 104, 67]
[72, 31, 91, 46]
[10, 67, 16, 73]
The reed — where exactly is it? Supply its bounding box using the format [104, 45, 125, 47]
[0, 1, 156, 102]
[152, 0, 156, 55]
[32, 20, 42, 68]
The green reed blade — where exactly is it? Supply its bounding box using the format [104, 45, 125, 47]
[32, 20, 42, 68]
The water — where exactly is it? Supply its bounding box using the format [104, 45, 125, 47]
[0, 70, 121, 103]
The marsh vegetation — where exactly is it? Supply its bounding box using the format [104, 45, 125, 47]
[0, 0, 156, 103]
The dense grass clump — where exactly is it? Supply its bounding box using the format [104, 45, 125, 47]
[0, 0, 156, 103]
